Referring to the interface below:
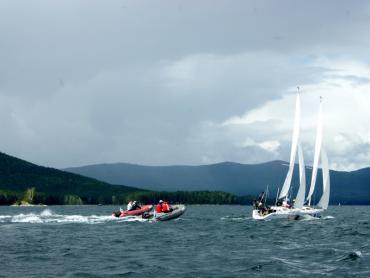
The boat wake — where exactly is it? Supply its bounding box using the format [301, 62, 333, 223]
[298, 214, 335, 221]
[221, 215, 250, 221]
[0, 209, 149, 224]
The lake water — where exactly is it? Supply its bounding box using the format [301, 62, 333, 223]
[0, 205, 369, 277]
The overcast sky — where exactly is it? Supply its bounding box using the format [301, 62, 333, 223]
[1, 0, 370, 170]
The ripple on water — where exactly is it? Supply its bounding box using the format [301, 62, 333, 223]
[0, 205, 369, 277]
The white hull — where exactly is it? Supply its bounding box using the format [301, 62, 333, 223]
[252, 206, 292, 220]
[295, 206, 324, 217]
[252, 206, 325, 220]
[154, 205, 186, 221]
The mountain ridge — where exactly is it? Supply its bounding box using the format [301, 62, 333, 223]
[0, 152, 241, 205]
[65, 160, 370, 205]
[0, 152, 140, 205]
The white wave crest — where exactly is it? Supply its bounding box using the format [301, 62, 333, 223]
[0, 215, 12, 223]
[0, 210, 149, 224]
[40, 209, 53, 217]
[12, 214, 43, 223]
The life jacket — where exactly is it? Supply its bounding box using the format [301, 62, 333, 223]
[155, 204, 162, 213]
[162, 202, 170, 212]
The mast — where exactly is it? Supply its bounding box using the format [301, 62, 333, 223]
[275, 187, 280, 206]
[279, 90, 301, 199]
[294, 143, 306, 208]
[306, 97, 323, 205]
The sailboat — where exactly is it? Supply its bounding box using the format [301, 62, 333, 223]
[252, 93, 330, 220]
[295, 97, 330, 217]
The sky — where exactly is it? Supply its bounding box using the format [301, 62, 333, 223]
[1, 0, 370, 170]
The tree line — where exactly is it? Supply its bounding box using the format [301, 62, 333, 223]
[0, 188, 252, 205]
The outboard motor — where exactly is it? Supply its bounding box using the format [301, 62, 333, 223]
[142, 212, 152, 219]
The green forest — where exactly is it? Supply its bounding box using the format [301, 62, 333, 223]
[0, 187, 244, 206]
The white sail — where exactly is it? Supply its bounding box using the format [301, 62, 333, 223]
[279, 93, 301, 199]
[294, 144, 306, 208]
[306, 99, 323, 204]
[317, 148, 330, 209]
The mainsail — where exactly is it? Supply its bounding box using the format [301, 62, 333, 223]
[279, 93, 301, 199]
[317, 148, 330, 209]
[294, 144, 306, 209]
[306, 98, 323, 204]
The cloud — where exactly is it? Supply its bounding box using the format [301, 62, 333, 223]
[0, 1, 370, 170]
[219, 59, 370, 170]
[0, 50, 315, 167]
[1, 52, 369, 170]
[259, 141, 281, 153]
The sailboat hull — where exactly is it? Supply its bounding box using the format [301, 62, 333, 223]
[252, 207, 293, 220]
[293, 206, 324, 218]
[252, 206, 325, 220]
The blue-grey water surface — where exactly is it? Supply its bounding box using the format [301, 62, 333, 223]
[0, 205, 369, 277]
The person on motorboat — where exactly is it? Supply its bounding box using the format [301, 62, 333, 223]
[131, 200, 141, 210]
[162, 201, 172, 212]
[155, 200, 164, 213]
[127, 200, 133, 211]
[155, 200, 173, 213]
[127, 200, 141, 211]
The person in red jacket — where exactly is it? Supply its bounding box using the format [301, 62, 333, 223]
[162, 201, 171, 212]
[155, 200, 173, 213]
[155, 200, 163, 213]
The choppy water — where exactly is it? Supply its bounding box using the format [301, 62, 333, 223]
[0, 205, 369, 277]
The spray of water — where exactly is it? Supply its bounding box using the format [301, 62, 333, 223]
[0, 209, 149, 224]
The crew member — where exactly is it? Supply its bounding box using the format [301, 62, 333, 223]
[155, 200, 164, 213]
[131, 200, 141, 210]
[162, 201, 171, 212]
[282, 198, 291, 208]
[127, 200, 133, 211]
[155, 200, 173, 213]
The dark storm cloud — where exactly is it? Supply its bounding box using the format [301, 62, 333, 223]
[0, 0, 369, 168]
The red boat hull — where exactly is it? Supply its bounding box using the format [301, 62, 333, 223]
[112, 205, 153, 218]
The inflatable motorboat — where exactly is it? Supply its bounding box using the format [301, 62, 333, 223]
[153, 204, 186, 221]
[112, 204, 153, 218]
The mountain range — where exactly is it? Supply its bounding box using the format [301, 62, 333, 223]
[0, 152, 239, 205]
[0, 152, 139, 205]
[65, 161, 370, 205]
